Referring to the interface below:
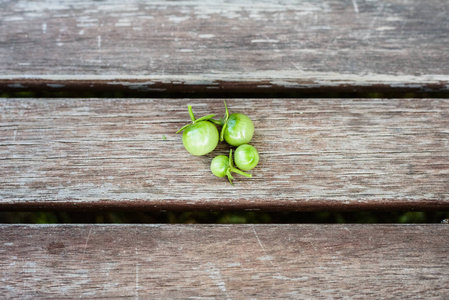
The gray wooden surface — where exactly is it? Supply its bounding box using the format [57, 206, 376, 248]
[1, 0, 448, 94]
[1, 98, 448, 211]
[1, 224, 448, 298]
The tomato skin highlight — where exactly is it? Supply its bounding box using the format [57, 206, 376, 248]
[234, 144, 259, 171]
[223, 113, 254, 146]
[182, 121, 219, 156]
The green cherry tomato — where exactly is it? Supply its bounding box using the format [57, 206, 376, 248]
[212, 101, 254, 146]
[177, 105, 219, 156]
[211, 149, 252, 184]
[182, 121, 218, 156]
[234, 144, 259, 171]
[224, 113, 254, 146]
[210, 155, 229, 178]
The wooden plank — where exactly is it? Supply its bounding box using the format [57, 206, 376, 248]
[1, 98, 448, 211]
[1, 0, 449, 95]
[1, 224, 448, 298]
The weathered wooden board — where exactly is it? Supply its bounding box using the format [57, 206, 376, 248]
[1, 98, 448, 211]
[1, 0, 448, 94]
[1, 224, 448, 298]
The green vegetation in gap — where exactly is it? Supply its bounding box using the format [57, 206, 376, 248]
[1, 211, 449, 224]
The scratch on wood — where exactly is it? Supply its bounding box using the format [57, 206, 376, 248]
[81, 227, 92, 262]
[252, 226, 295, 282]
[207, 263, 230, 300]
[252, 225, 274, 263]
[252, 225, 268, 257]
[352, 0, 359, 14]
[365, 3, 385, 39]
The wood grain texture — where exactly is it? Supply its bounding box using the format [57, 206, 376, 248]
[1, 224, 448, 298]
[1, 98, 448, 211]
[1, 0, 448, 94]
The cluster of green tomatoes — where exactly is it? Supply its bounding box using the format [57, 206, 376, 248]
[177, 101, 259, 184]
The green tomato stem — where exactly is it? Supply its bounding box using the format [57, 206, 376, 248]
[209, 118, 223, 126]
[188, 105, 196, 123]
[226, 169, 234, 185]
[224, 100, 229, 122]
[219, 100, 230, 142]
[220, 123, 227, 142]
[229, 149, 233, 168]
[195, 114, 216, 123]
[176, 123, 190, 134]
[230, 167, 252, 178]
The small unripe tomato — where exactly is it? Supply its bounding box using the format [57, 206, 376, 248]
[234, 144, 259, 171]
[210, 155, 229, 177]
[182, 121, 219, 156]
[177, 105, 219, 156]
[223, 113, 254, 146]
[211, 149, 252, 184]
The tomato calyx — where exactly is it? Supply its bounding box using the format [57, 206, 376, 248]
[220, 100, 230, 142]
[176, 105, 216, 134]
[209, 100, 230, 142]
[225, 149, 252, 185]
